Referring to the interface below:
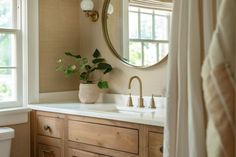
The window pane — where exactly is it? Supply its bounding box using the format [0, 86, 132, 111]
[0, 69, 17, 102]
[129, 12, 139, 39]
[129, 41, 142, 66]
[159, 43, 169, 60]
[155, 15, 169, 40]
[0, 33, 16, 67]
[144, 42, 157, 66]
[0, 0, 15, 28]
[140, 13, 152, 39]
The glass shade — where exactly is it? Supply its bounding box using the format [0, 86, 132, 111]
[107, 4, 114, 15]
[80, 0, 94, 11]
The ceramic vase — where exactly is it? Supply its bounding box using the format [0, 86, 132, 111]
[78, 83, 99, 104]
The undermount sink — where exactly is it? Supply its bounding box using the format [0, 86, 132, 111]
[39, 103, 159, 114]
[116, 106, 157, 113]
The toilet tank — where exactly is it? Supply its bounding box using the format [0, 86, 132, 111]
[0, 128, 15, 157]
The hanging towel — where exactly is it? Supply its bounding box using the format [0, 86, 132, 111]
[201, 0, 236, 157]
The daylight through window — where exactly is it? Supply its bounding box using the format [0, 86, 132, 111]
[0, 0, 22, 108]
[128, 5, 171, 66]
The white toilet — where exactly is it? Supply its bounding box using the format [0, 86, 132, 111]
[0, 128, 15, 157]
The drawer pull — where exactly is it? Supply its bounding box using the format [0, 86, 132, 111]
[42, 149, 54, 154]
[160, 145, 163, 153]
[43, 125, 51, 132]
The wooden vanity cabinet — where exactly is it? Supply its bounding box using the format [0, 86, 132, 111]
[68, 148, 110, 157]
[31, 111, 164, 157]
[148, 132, 163, 157]
[38, 144, 61, 157]
[31, 111, 65, 157]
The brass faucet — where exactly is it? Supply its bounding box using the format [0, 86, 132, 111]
[128, 76, 144, 108]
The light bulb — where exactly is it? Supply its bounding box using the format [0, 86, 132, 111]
[107, 4, 114, 15]
[81, 0, 94, 11]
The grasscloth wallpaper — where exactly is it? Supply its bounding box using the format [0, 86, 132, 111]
[39, 0, 168, 96]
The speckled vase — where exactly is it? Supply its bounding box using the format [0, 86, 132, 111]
[78, 83, 100, 104]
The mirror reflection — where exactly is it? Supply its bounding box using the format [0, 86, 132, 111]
[105, 0, 173, 68]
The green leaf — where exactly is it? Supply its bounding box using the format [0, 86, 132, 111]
[103, 66, 112, 74]
[80, 58, 89, 69]
[97, 80, 109, 89]
[97, 63, 111, 70]
[97, 63, 113, 74]
[64, 68, 74, 77]
[65, 52, 81, 59]
[85, 65, 91, 71]
[80, 72, 87, 81]
[93, 49, 101, 58]
[92, 58, 105, 64]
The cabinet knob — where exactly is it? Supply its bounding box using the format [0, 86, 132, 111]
[160, 145, 163, 153]
[43, 125, 51, 132]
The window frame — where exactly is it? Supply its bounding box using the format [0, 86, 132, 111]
[0, 0, 24, 109]
[128, 5, 171, 66]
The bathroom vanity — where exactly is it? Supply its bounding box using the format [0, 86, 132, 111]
[30, 103, 165, 157]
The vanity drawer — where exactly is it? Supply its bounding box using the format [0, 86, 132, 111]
[148, 132, 163, 157]
[37, 115, 64, 138]
[68, 148, 110, 157]
[68, 120, 139, 154]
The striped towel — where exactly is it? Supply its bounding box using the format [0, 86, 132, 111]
[202, 62, 235, 157]
[201, 0, 236, 157]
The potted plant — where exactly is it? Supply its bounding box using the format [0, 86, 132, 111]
[56, 49, 112, 104]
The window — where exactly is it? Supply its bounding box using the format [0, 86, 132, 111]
[0, 0, 23, 108]
[128, 5, 171, 66]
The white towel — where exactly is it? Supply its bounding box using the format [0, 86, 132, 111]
[201, 0, 236, 157]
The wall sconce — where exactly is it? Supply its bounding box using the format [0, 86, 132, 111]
[80, 0, 99, 22]
[107, 4, 114, 15]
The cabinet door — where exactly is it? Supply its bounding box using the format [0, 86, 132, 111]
[68, 148, 110, 157]
[68, 149, 109, 157]
[148, 132, 163, 157]
[38, 144, 61, 157]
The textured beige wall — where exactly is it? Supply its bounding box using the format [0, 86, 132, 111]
[39, 0, 80, 93]
[39, 0, 168, 96]
[7, 122, 30, 157]
[79, 0, 168, 96]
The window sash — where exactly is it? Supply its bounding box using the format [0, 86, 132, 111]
[129, 0, 173, 11]
[128, 4, 171, 66]
[0, 1, 23, 108]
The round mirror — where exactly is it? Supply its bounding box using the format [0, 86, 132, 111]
[102, 0, 173, 68]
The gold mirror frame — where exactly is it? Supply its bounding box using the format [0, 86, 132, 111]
[102, 0, 168, 69]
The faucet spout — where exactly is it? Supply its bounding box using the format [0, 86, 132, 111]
[128, 76, 144, 108]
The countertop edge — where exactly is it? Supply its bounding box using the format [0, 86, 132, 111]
[29, 105, 164, 127]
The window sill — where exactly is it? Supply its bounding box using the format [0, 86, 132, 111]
[0, 107, 31, 126]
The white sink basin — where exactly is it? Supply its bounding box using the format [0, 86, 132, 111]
[116, 106, 158, 113]
[38, 103, 160, 115]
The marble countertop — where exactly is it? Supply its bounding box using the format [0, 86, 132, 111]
[29, 102, 165, 127]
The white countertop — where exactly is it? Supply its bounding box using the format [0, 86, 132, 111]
[29, 102, 165, 127]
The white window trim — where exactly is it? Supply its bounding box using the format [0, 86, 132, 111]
[0, 0, 38, 125]
[0, 0, 24, 108]
[0, 107, 31, 126]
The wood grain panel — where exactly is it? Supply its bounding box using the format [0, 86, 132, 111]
[68, 148, 110, 157]
[68, 120, 139, 154]
[38, 144, 61, 157]
[37, 115, 64, 138]
[148, 132, 163, 157]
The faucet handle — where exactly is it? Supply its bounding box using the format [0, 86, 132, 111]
[139, 97, 145, 108]
[149, 94, 156, 109]
[127, 93, 133, 107]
